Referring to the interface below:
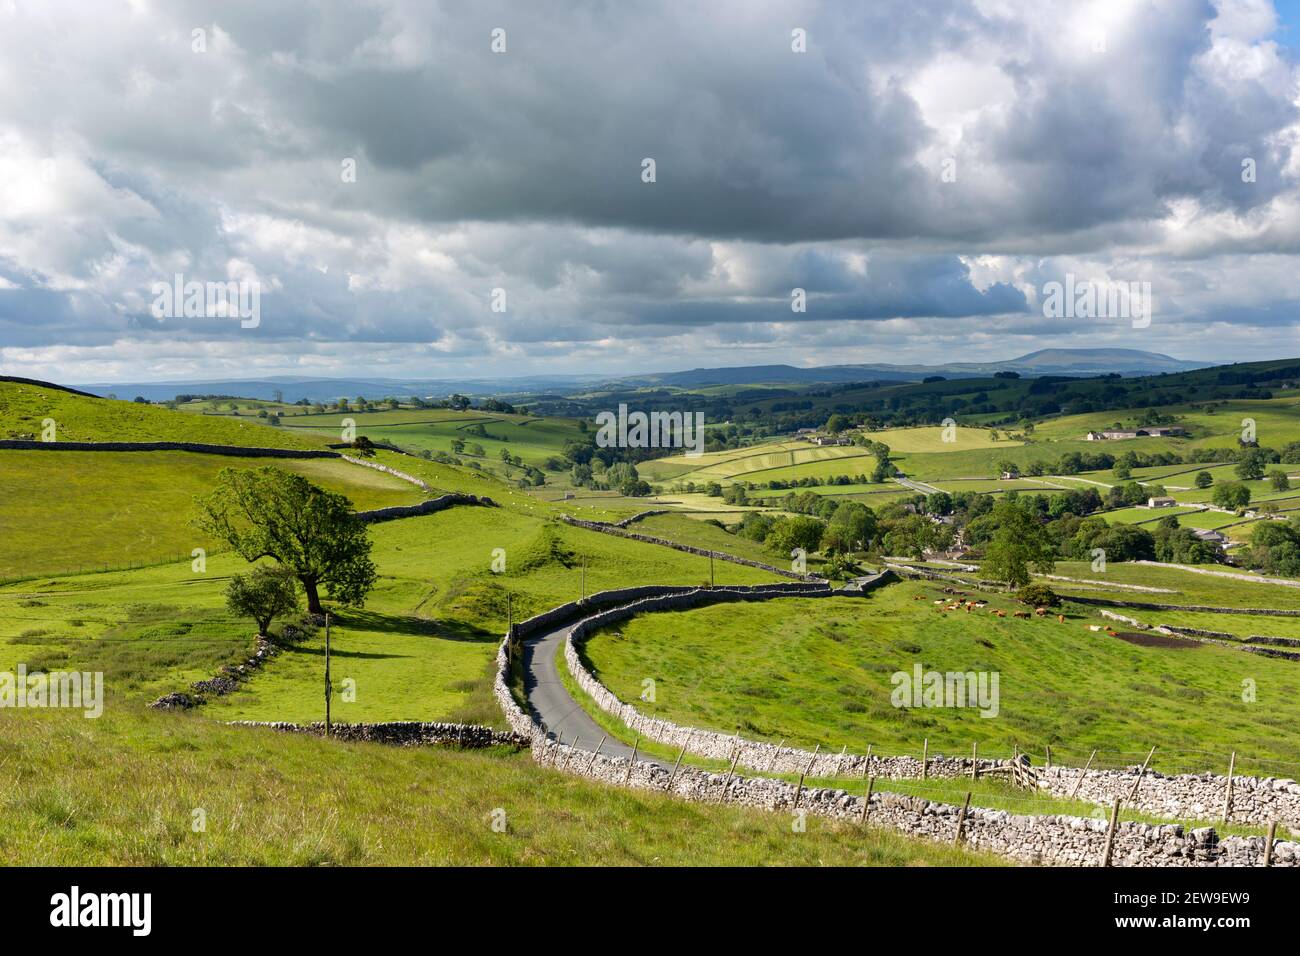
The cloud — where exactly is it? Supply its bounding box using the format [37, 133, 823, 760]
[0, 0, 1297, 382]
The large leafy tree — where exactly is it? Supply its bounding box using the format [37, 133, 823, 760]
[196, 467, 377, 615]
[979, 499, 1055, 589]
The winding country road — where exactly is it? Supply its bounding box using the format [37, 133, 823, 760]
[517, 576, 886, 768]
[520, 610, 673, 768]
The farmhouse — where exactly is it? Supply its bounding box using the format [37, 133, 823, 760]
[1147, 496, 1176, 508]
[1191, 528, 1228, 545]
[999, 468, 1020, 480]
[1086, 426, 1187, 440]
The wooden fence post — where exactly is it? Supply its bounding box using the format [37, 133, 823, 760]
[1222, 751, 1236, 823]
[921, 738, 929, 780]
[954, 792, 972, 845]
[585, 735, 607, 774]
[1069, 749, 1097, 802]
[1263, 821, 1277, 867]
[1101, 798, 1121, 867]
[721, 748, 741, 801]
[666, 744, 687, 792]
[324, 613, 332, 738]
[1045, 744, 1052, 770]
[861, 775, 875, 823]
[623, 737, 640, 785]
[1126, 746, 1156, 803]
[970, 742, 978, 781]
[793, 745, 820, 810]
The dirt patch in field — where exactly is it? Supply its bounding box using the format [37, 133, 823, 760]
[1112, 631, 1201, 649]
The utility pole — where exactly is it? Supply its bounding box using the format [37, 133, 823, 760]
[710, 554, 715, 587]
[324, 612, 332, 738]
[581, 557, 586, 600]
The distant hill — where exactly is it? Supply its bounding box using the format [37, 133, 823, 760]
[73, 375, 597, 404]
[71, 348, 1209, 402]
[612, 349, 1208, 388]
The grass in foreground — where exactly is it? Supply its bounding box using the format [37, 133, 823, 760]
[0, 706, 1000, 866]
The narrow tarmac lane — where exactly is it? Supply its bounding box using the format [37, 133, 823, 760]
[521, 611, 672, 769]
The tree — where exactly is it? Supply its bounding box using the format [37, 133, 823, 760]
[195, 467, 377, 615]
[1212, 481, 1251, 511]
[881, 514, 950, 559]
[822, 501, 878, 554]
[979, 500, 1055, 588]
[1270, 469, 1291, 492]
[1235, 451, 1266, 481]
[1194, 470, 1213, 489]
[766, 516, 825, 557]
[226, 567, 300, 636]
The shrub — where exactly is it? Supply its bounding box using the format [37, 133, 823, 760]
[1016, 582, 1060, 607]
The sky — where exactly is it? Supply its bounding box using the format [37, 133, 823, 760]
[1, 0, 1299, 384]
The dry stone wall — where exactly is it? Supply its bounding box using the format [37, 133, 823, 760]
[558, 514, 823, 581]
[355, 493, 497, 524]
[527, 737, 1295, 867]
[229, 720, 528, 747]
[0, 439, 339, 457]
[1040, 765, 1300, 829]
[339, 454, 432, 490]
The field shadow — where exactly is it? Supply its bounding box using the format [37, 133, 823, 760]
[329, 608, 499, 644]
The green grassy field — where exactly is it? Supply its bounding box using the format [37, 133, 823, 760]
[579, 582, 1300, 778]
[0, 381, 322, 449]
[556, 652, 1268, 835]
[281, 409, 585, 475]
[0, 705, 995, 866]
[0, 504, 780, 719]
[0, 450, 426, 580]
[641, 428, 1017, 487]
[7, 369, 1300, 865]
[1032, 396, 1300, 452]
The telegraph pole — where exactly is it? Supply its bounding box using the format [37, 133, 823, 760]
[324, 612, 332, 738]
[580, 557, 586, 600]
